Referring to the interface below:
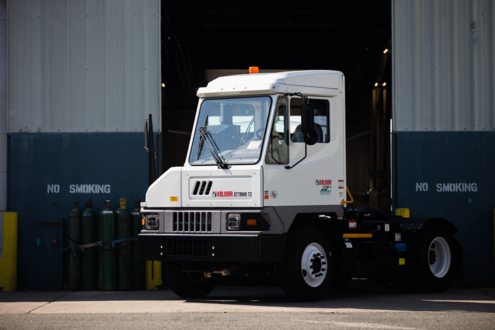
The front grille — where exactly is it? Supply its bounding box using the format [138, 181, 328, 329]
[167, 238, 207, 257]
[173, 212, 212, 232]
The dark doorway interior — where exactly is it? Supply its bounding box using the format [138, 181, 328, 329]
[160, 0, 392, 210]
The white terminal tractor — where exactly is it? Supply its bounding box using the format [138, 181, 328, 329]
[139, 68, 459, 301]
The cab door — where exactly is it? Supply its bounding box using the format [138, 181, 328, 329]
[263, 94, 346, 209]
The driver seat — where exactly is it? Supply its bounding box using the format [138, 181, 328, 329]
[291, 124, 323, 143]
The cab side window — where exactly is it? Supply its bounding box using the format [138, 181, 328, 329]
[266, 97, 289, 164]
[290, 98, 330, 143]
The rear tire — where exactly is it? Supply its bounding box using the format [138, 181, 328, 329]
[414, 224, 456, 292]
[164, 264, 215, 298]
[281, 227, 334, 301]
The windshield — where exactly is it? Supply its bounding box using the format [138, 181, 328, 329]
[189, 96, 272, 166]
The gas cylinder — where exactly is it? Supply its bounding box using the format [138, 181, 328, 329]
[99, 200, 117, 290]
[68, 201, 82, 290]
[81, 199, 97, 290]
[131, 198, 145, 290]
[116, 198, 133, 290]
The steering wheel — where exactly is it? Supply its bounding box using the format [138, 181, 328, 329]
[256, 129, 264, 139]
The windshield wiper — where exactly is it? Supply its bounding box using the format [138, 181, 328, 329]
[197, 119, 229, 169]
[197, 116, 208, 160]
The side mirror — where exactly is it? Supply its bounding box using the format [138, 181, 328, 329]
[301, 103, 317, 145]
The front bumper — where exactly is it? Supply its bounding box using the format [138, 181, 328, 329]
[139, 234, 286, 262]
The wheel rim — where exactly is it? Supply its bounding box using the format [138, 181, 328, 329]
[428, 237, 451, 278]
[188, 272, 208, 284]
[300, 242, 328, 287]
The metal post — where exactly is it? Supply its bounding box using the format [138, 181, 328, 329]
[145, 260, 162, 290]
[148, 114, 156, 186]
[370, 88, 376, 191]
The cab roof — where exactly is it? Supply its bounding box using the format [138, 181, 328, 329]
[196, 70, 344, 98]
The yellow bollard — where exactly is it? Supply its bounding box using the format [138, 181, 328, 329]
[145, 260, 162, 290]
[1, 212, 18, 291]
[395, 208, 410, 218]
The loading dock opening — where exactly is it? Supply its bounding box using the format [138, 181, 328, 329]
[159, 1, 392, 211]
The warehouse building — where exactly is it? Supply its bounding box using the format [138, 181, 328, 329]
[0, 0, 493, 290]
[2, 0, 161, 289]
[392, 0, 494, 286]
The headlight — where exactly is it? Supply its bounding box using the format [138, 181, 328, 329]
[227, 213, 270, 231]
[145, 214, 159, 230]
[227, 214, 241, 231]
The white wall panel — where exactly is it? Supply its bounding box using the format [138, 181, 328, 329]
[69, 0, 88, 132]
[88, 0, 106, 132]
[0, 0, 6, 213]
[8, 0, 161, 133]
[393, 0, 495, 132]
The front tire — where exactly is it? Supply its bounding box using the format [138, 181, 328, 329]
[281, 227, 334, 301]
[164, 263, 215, 298]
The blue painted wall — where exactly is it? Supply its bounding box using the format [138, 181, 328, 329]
[393, 131, 495, 286]
[7, 133, 155, 290]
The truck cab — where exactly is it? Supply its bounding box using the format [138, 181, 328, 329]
[139, 70, 458, 301]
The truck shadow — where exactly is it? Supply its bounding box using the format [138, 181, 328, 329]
[188, 281, 495, 314]
[1, 281, 493, 315]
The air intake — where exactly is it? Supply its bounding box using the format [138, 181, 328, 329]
[192, 181, 213, 195]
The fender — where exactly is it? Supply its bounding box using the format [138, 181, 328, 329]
[399, 217, 459, 272]
[399, 217, 457, 235]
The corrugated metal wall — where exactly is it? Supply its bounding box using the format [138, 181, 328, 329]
[8, 0, 161, 133]
[393, 0, 495, 132]
[393, 0, 495, 286]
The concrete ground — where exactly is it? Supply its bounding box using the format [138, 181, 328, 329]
[0, 282, 494, 329]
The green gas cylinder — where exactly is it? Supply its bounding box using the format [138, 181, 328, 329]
[82, 199, 97, 290]
[99, 200, 117, 291]
[68, 201, 82, 290]
[116, 198, 133, 290]
[132, 198, 145, 290]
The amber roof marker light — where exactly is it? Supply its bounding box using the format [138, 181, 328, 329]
[249, 66, 259, 74]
